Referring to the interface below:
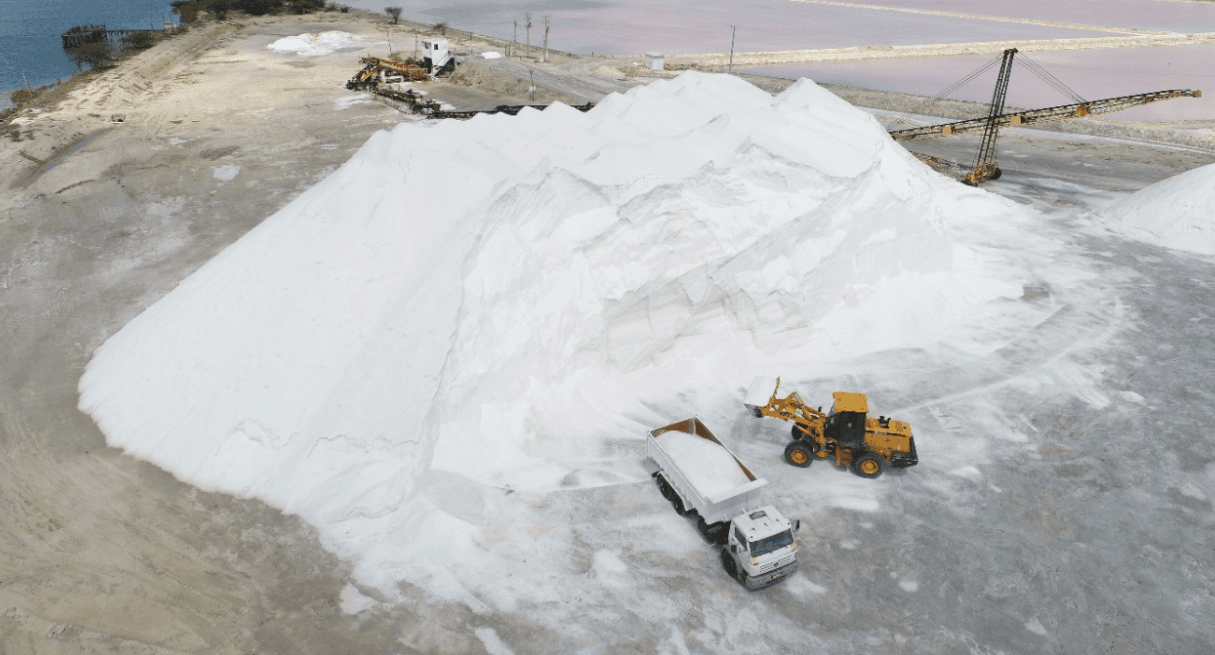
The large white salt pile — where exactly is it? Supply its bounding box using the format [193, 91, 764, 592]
[268, 31, 372, 56]
[1097, 163, 1215, 255]
[655, 431, 751, 498]
[79, 72, 1043, 597]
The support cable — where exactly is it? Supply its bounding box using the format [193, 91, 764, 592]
[1015, 54, 1086, 104]
[884, 54, 1002, 130]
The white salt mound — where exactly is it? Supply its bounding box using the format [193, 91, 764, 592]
[79, 72, 1041, 597]
[268, 31, 369, 56]
[1098, 163, 1215, 255]
[655, 431, 751, 499]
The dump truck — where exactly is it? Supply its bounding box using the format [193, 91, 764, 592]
[646, 417, 800, 590]
[746, 378, 918, 478]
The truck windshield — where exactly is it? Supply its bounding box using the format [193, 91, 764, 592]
[750, 529, 794, 557]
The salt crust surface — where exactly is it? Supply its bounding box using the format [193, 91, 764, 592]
[79, 72, 1048, 599]
[655, 431, 751, 498]
[1097, 163, 1215, 255]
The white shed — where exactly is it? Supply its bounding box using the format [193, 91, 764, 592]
[644, 53, 665, 71]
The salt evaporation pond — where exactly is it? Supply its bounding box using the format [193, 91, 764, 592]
[851, 0, 1215, 34]
[79, 71, 1061, 602]
[346, 0, 1215, 56]
[346, 0, 1112, 56]
[749, 44, 1215, 122]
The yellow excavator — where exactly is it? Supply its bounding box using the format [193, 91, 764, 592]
[746, 378, 917, 478]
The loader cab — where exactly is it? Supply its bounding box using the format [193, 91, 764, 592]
[826, 392, 868, 449]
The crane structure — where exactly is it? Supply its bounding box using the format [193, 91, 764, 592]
[886, 48, 1203, 185]
[965, 48, 1018, 184]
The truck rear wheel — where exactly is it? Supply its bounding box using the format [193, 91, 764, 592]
[851, 452, 886, 479]
[655, 474, 673, 500]
[784, 442, 814, 468]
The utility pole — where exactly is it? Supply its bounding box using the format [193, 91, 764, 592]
[542, 15, 550, 63]
[728, 25, 736, 75]
[529, 69, 536, 101]
[386, 29, 392, 55]
[525, 12, 532, 59]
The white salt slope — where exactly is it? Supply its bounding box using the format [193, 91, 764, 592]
[79, 72, 1045, 598]
[1097, 163, 1215, 255]
[655, 431, 752, 499]
[268, 31, 372, 56]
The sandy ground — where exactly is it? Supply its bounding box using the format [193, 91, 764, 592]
[3, 10, 1215, 655]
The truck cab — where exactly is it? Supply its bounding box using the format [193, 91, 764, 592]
[720, 506, 800, 590]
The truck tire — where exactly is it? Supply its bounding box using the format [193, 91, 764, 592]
[671, 492, 689, 515]
[784, 442, 814, 468]
[656, 474, 673, 500]
[851, 451, 886, 479]
[721, 549, 741, 582]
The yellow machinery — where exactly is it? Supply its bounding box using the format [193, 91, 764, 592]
[346, 56, 431, 90]
[885, 48, 1202, 185]
[746, 379, 917, 478]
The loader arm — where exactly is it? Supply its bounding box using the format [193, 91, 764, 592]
[748, 378, 827, 435]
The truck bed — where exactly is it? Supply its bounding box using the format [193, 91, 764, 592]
[647, 418, 768, 525]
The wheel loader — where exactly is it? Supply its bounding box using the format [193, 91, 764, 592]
[745, 378, 917, 478]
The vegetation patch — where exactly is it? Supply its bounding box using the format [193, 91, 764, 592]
[171, 0, 327, 23]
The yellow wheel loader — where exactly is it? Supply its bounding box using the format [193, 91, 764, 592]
[745, 378, 918, 478]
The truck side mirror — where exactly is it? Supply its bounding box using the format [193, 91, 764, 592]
[793, 519, 801, 532]
[730, 544, 737, 554]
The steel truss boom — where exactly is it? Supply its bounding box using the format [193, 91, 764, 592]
[889, 88, 1202, 143]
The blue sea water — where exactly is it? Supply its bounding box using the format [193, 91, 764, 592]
[1, 0, 176, 109]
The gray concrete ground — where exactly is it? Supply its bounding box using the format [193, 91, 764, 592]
[2, 12, 1214, 655]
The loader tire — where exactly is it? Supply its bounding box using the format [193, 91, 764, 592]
[784, 442, 814, 468]
[851, 452, 886, 479]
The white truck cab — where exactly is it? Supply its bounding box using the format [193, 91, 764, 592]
[721, 506, 800, 590]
